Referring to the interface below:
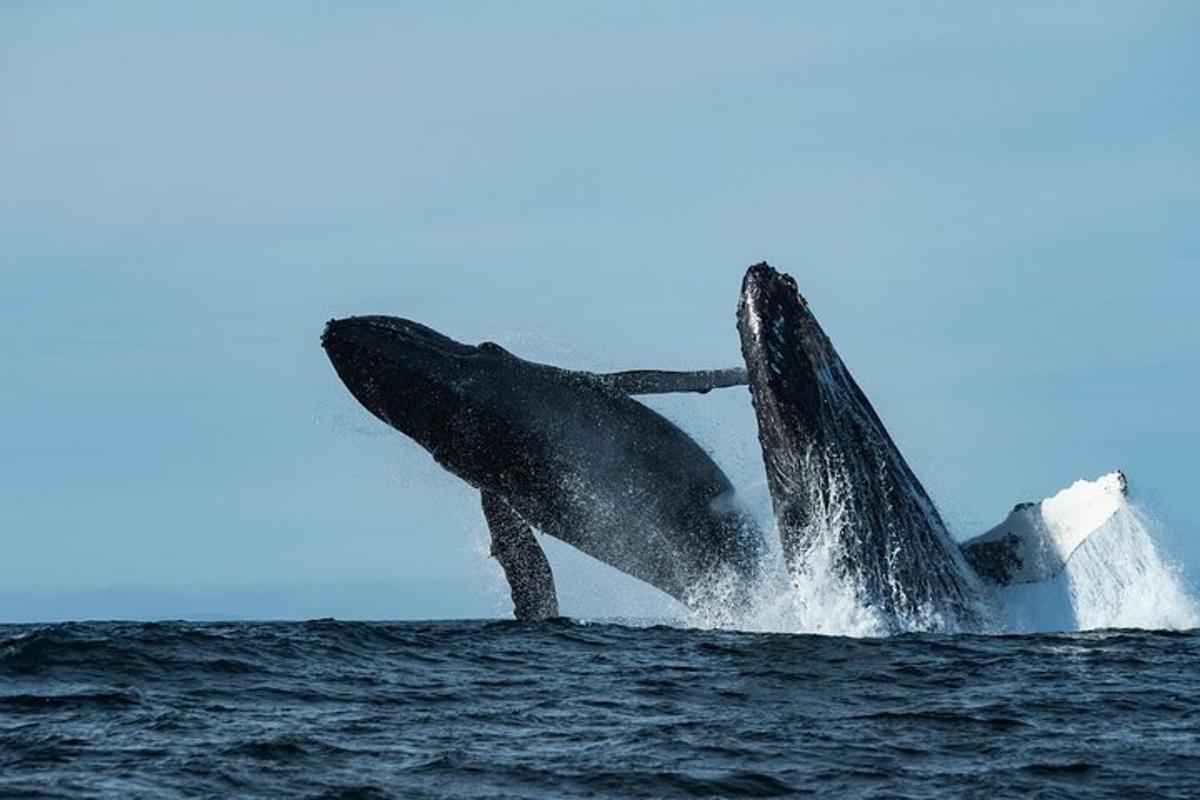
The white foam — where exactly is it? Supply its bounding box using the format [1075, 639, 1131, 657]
[680, 535, 893, 638]
[678, 465, 967, 638]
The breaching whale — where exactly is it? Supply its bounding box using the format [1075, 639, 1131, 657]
[736, 263, 986, 631]
[322, 316, 761, 619]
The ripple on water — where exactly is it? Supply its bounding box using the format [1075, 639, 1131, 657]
[0, 620, 1196, 799]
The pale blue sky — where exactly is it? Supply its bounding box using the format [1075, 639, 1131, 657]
[2, 3, 1197, 621]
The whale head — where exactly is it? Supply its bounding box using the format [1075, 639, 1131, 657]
[321, 316, 518, 474]
[737, 262, 830, 431]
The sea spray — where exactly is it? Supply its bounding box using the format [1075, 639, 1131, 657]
[681, 444, 995, 636]
[1068, 503, 1199, 630]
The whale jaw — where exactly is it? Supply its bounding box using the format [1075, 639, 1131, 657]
[738, 263, 986, 632]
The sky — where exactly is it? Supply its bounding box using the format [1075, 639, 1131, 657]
[2, 2, 1197, 622]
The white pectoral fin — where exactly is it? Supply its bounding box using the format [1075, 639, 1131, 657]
[962, 472, 1128, 587]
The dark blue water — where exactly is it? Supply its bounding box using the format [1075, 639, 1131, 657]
[2, 621, 1198, 798]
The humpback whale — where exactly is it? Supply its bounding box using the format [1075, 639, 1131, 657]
[322, 316, 762, 619]
[737, 263, 986, 631]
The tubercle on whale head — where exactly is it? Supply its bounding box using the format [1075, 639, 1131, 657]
[743, 262, 808, 307]
[737, 263, 818, 350]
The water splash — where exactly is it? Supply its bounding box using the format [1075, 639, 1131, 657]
[680, 527, 974, 638]
[680, 444, 995, 637]
[677, 479, 908, 637]
[673, 472, 1198, 637]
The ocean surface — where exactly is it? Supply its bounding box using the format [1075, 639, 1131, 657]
[2, 620, 1198, 799]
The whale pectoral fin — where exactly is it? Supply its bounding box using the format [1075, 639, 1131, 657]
[961, 473, 1130, 587]
[481, 491, 559, 621]
[595, 367, 748, 395]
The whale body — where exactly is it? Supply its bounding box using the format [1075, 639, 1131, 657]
[322, 316, 762, 618]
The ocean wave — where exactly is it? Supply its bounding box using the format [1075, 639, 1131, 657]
[1, 621, 1196, 797]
